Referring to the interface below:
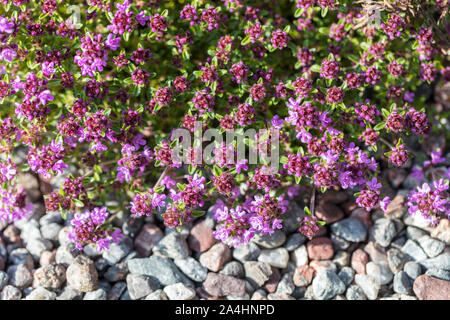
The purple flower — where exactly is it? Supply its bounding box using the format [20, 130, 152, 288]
[0, 48, 16, 62]
[0, 17, 15, 34]
[380, 197, 391, 212]
[105, 33, 121, 50]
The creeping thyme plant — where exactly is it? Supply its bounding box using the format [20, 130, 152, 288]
[0, 0, 449, 251]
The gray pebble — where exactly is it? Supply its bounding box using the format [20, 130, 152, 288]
[403, 261, 422, 280]
[102, 236, 133, 265]
[345, 285, 367, 300]
[83, 288, 107, 300]
[312, 270, 346, 300]
[232, 242, 261, 263]
[393, 271, 413, 295]
[418, 235, 445, 258]
[220, 261, 244, 279]
[284, 233, 306, 251]
[153, 233, 190, 260]
[174, 257, 208, 282]
[338, 267, 355, 287]
[370, 218, 397, 247]
[331, 219, 367, 242]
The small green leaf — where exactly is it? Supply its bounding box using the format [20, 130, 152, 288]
[192, 210, 206, 217]
[73, 199, 84, 208]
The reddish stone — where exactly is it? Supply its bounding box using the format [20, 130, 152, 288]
[350, 208, 373, 229]
[351, 249, 369, 274]
[413, 275, 450, 300]
[312, 226, 327, 239]
[341, 200, 358, 215]
[263, 267, 280, 293]
[319, 190, 348, 204]
[293, 265, 315, 287]
[0, 257, 4, 271]
[306, 237, 334, 260]
[134, 223, 164, 257]
[39, 250, 56, 266]
[199, 243, 231, 272]
[315, 202, 344, 224]
[188, 220, 217, 252]
[202, 272, 246, 297]
[364, 242, 388, 264]
[309, 260, 336, 272]
[2, 225, 22, 245]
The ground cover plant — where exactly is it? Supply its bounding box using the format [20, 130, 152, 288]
[0, 0, 449, 255]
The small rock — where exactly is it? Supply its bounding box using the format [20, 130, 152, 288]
[55, 243, 80, 266]
[284, 233, 306, 251]
[154, 232, 190, 260]
[419, 253, 450, 271]
[202, 272, 246, 297]
[338, 267, 355, 287]
[354, 274, 380, 300]
[220, 261, 244, 279]
[40, 250, 56, 266]
[291, 245, 308, 266]
[58, 227, 71, 246]
[107, 282, 127, 300]
[333, 251, 350, 268]
[425, 268, 450, 281]
[83, 244, 102, 258]
[351, 249, 369, 274]
[330, 234, 350, 251]
[320, 190, 348, 204]
[0, 271, 8, 291]
[430, 219, 450, 245]
[232, 242, 261, 263]
[263, 267, 280, 293]
[134, 223, 164, 257]
[387, 248, 410, 273]
[404, 261, 422, 280]
[251, 230, 286, 249]
[275, 272, 295, 295]
[349, 208, 372, 229]
[164, 282, 196, 300]
[145, 289, 168, 300]
[366, 262, 393, 285]
[104, 262, 129, 282]
[188, 220, 216, 252]
[33, 263, 66, 290]
[406, 226, 428, 241]
[26, 287, 56, 300]
[126, 274, 160, 300]
[8, 248, 34, 269]
[384, 194, 407, 218]
[57, 286, 82, 300]
[309, 260, 338, 273]
[40, 223, 62, 242]
[0, 285, 21, 300]
[312, 270, 346, 300]
[393, 271, 413, 294]
[83, 288, 107, 300]
[402, 239, 428, 262]
[258, 248, 289, 268]
[199, 243, 231, 272]
[346, 285, 367, 300]
[418, 235, 445, 258]
[102, 236, 133, 265]
[306, 237, 334, 261]
[293, 266, 315, 287]
[370, 218, 397, 247]
[364, 242, 388, 264]
[127, 256, 193, 287]
[243, 261, 272, 287]
[7, 264, 32, 289]
[174, 257, 208, 282]
[26, 238, 53, 261]
[413, 275, 450, 300]
[331, 218, 367, 242]
[66, 255, 98, 292]
[315, 202, 344, 224]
